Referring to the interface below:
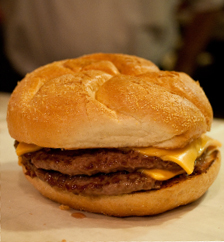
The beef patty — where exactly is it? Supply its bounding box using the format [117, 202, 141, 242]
[20, 147, 218, 196]
[25, 148, 183, 175]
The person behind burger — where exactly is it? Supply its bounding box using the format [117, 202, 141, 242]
[0, 0, 223, 93]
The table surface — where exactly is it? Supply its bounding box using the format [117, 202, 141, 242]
[1, 92, 224, 242]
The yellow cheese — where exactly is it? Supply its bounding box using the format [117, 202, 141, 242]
[134, 135, 221, 178]
[16, 142, 42, 156]
[139, 169, 184, 181]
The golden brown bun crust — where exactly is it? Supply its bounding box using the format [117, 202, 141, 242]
[7, 53, 212, 149]
[21, 151, 221, 217]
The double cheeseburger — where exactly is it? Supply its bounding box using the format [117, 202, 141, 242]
[7, 53, 221, 217]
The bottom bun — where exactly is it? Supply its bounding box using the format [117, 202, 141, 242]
[22, 152, 220, 217]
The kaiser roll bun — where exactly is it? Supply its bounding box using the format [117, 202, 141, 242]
[7, 53, 213, 149]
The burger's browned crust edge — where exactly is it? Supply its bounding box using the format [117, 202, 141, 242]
[21, 151, 221, 217]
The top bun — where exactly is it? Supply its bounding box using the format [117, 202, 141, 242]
[7, 53, 213, 149]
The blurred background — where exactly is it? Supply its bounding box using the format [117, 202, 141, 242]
[0, 0, 224, 117]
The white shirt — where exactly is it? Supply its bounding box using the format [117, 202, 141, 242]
[1, 0, 223, 75]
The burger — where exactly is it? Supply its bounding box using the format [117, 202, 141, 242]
[7, 53, 221, 217]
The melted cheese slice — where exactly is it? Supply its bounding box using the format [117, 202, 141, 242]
[139, 169, 184, 181]
[16, 142, 42, 156]
[16, 135, 221, 180]
[135, 135, 221, 180]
